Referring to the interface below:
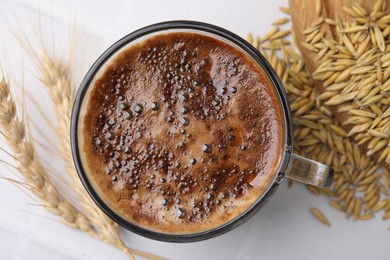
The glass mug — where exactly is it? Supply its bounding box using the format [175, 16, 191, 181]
[71, 21, 333, 242]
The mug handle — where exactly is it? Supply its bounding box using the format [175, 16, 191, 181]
[285, 153, 334, 188]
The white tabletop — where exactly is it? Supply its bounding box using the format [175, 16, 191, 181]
[0, 0, 389, 259]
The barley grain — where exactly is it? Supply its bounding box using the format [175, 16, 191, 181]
[360, 214, 374, 220]
[310, 207, 331, 226]
[315, 0, 322, 17]
[279, 6, 290, 14]
[272, 17, 289, 25]
[262, 27, 279, 42]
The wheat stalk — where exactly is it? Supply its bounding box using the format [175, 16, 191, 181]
[5, 23, 163, 260]
[37, 39, 171, 260]
[0, 74, 94, 234]
[36, 51, 141, 258]
[1, 71, 163, 260]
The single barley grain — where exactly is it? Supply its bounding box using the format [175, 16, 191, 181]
[310, 207, 331, 226]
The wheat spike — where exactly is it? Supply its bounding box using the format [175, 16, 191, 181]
[0, 75, 94, 233]
[37, 51, 140, 259]
[9, 21, 163, 259]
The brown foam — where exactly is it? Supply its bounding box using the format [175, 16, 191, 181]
[80, 31, 283, 234]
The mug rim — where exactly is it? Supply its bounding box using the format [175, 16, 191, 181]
[70, 20, 294, 242]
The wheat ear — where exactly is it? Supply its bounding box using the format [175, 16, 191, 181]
[37, 49, 165, 259]
[7, 19, 163, 259]
[0, 74, 94, 234]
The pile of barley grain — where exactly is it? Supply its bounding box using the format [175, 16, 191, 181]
[247, 0, 390, 225]
[303, 1, 390, 163]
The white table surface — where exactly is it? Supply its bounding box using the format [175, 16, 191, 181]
[0, 0, 389, 259]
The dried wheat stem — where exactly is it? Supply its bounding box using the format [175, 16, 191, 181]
[0, 75, 94, 234]
[36, 51, 140, 258]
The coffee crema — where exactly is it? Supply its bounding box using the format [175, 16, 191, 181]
[80, 31, 283, 234]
